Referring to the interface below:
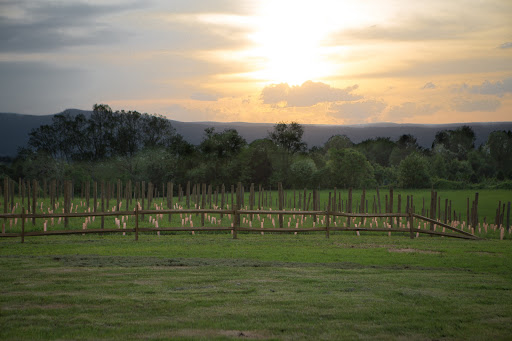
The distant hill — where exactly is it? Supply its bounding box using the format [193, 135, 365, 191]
[1, 109, 512, 157]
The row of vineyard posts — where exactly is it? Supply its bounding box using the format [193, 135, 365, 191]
[1, 177, 510, 240]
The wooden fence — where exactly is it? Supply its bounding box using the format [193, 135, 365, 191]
[0, 206, 479, 243]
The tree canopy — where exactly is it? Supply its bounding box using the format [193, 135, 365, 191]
[6, 104, 511, 190]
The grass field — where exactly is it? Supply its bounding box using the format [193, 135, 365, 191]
[1, 233, 512, 340]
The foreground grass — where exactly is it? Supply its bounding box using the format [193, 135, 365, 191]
[1, 233, 512, 340]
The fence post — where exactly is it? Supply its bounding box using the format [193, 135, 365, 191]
[408, 207, 414, 239]
[278, 182, 284, 228]
[233, 183, 240, 240]
[21, 207, 25, 243]
[507, 202, 511, 232]
[326, 192, 331, 239]
[135, 205, 139, 241]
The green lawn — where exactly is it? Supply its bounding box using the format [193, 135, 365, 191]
[1, 233, 512, 340]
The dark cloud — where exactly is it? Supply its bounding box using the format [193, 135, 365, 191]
[498, 42, 512, 49]
[261, 81, 362, 107]
[0, 1, 143, 52]
[0, 0, 250, 53]
[330, 100, 387, 120]
[451, 98, 501, 112]
[422, 82, 437, 89]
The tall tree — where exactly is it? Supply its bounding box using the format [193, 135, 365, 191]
[398, 153, 431, 188]
[89, 104, 115, 160]
[327, 148, 374, 188]
[486, 130, 512, 179]
[432, 125, 476, 160]
[268, 122, 307, 154]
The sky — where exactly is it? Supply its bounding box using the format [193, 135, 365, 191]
[0, 0, 511, 124]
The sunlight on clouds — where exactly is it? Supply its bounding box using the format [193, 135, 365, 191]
[244, 0, 389, 85]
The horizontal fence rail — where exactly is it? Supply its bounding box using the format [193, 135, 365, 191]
[0, 206, 480, 242]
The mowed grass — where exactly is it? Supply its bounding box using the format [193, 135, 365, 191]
[1, 233, 512, 340]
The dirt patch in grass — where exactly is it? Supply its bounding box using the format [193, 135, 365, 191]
[144, 328, 270, 339]
[467, 251, 503, 256]
[3, 254, 455, 272]
[388, 248, 441, 254]
[333, 242, 396, 249]
[1, 303, 72, 311]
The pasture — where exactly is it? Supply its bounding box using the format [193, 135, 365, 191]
[1, 234, 512, 340]
[1, 185, 511, 339]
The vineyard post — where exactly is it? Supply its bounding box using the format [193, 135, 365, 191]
[233, 183, 241, 239]
[167, 182, 173, 222]
[101, 181, 105, 229]
[389, 187, 393, 228]
[3, 177, 7, 233]
[32, 179, 37, 225]
[506, 202, 511, 232]
[135, 205, 139, 241]
[220, 184, 225, 218]
[408, 207, 414, 239]
[21, 207, 25, 243]
[201, 183, 206, 226]
[326, 192, 331, 239]
[278, 182, 284, 228]
[93, 182, 97, 214]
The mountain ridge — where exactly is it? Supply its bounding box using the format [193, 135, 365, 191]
[1, 109, 512, 158]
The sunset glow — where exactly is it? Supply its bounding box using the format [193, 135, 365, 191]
[0, 0, 511, 124]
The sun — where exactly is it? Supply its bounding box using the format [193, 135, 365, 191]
[244, 1, 333, 85]
[245, 0, 376, 85]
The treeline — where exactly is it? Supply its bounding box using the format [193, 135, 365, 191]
[1, 104, 512, 190]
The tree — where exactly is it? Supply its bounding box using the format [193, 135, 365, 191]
[324, 135, 353, 152]
[356, 137, 395, 167]
[485, 130, 512, 179]
[268, 122, 307, 154]
[89, 104, 115, 160]
[389, 134, 421, 166]
[240, 139, 275, 186]
[398, 153, 431, 188]
[28, 104, 185, 163]
[289, 157, 318, 188]
[327, 148, 375, 188]
[432, 126, 476, 160]
[197, 128, 247, 185]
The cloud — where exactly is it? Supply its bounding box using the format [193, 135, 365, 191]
[499, 42, 512, 49]
[190, 93, 219, 101]
[451, 98, 501, 112]
[329, 16, 482, 44]
[466, 78, 512, 97]
[0, 1, 251, 53]
[261, 81, 362, 107]
[421, 82, 437, 89]
[330, 100, 387, 121]
[388, 102, 440, 119]
[166, 104, 215, 122]
[0, 1, 142, 52]
[349, 57, 511, 79]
